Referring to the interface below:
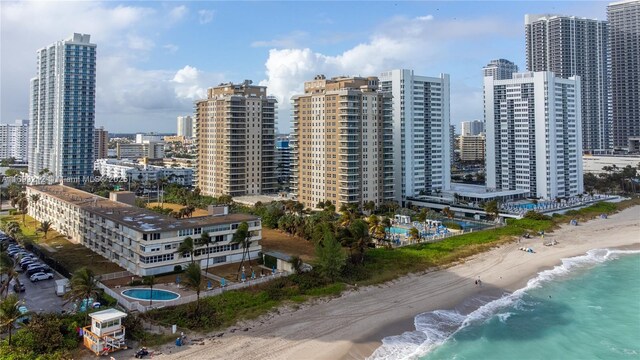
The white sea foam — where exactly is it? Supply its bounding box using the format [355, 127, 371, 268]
[367, 248, 640, 360]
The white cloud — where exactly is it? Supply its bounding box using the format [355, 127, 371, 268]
[163, 44, 179, 53]
[168, 5, 188, 23]
[127, 34, 155, 51]
[172, 65, 226, 100]
[0, 1, 203, 132]
[261, 15, 518, 132]
[251, 31, 309, 48]
[198, 9, 215, 24]
[416, 15, 434, 21]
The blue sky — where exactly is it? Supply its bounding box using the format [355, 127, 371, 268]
[0, 1, 607, 133]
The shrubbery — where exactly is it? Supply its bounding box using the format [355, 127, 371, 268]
[523, 211, 552, 221]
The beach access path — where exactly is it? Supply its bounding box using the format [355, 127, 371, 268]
[155, 206, 640, 360]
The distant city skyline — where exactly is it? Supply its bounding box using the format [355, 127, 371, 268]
[1, 1, 607, 133]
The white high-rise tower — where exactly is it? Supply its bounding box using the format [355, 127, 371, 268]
[485, 72, 583, 199]
[379, 69, 451, 202]
[29, 33, 96, 179]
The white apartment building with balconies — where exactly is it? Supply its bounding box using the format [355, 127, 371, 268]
[484, 71, 584, 199]
[26, 185, 261, 275]
[379, 69, 451, 201]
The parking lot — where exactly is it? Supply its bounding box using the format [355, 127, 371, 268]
[3, 239, 69, 314]
[12, 266, 68, 313]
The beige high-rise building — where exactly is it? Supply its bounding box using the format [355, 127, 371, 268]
[196, 80, 277, 197]
[459, 134, 485, 162]
[93, 127, 109, 160]
[291, 75, 394, 210]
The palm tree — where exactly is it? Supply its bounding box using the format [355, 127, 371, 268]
[29, 194, 40, 213]
[64, 268, 101, 325]
[3, 221, 20, 239]
[184, 205, 196, 218]
[231, 222, 252, 281]
[349, 219, 371, 265]
[183, 263, 203, 313]
[0, 295, 23, 346]
[408, 227, 420, 243]
[176, 237, 196, 264]
[199, 232, 213, 273]
[142, 276, 156, 306]
[38, 220, 52, 240]
[0, 253, 19, 298]
[363, 201, 376, 215]
[14, 193, 28, 224]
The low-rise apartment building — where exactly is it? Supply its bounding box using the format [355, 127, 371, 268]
[94, 159, 194, 187]
[116, 142, 165, 160]
[26, 185, 261, 276]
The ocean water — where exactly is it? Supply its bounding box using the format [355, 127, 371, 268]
[369, 249, 640, 360]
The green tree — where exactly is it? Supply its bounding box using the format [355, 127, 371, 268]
[14, 193, 29, 224]
[0, 254, 19, 299]
[183, 263, 203, 313]
[231, 222, 253, 281]
[363, 200, 376, 215]
[315, 230, 346, 281]
[38, 220, 52, 240]
[176, 237, 196, 264]
[348, 219, 372, 265]
[3, 221, 20, 239]
[199, 232, 213, 273]
[0, 294, 24, 345]
[142, 276, 156, 306]
[63, 268, 101, 325]
[408, 227, 421, 243]
[484, 200, 499, 220]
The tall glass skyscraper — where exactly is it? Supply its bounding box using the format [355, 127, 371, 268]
[525, 14, 609, 154]
[29, 33, 96, 180]
[608, 0, 640, 151]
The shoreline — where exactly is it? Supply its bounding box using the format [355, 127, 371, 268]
[154, 206, 640, 360]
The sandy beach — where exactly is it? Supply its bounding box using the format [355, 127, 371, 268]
[154, 206, 640, 360]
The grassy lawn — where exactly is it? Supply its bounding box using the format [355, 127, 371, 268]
[147, 202, 209, 217]
[1, 214, 125, 275]
[261, 228, 316, 262]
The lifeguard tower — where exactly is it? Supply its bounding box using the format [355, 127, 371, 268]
[83, 308, 128, 356]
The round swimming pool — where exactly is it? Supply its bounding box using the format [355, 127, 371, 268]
[121, 288, 180, 301]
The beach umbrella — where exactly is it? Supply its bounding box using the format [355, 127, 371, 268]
[207, 280, 212, 289]
[176, 275, 181, 284]
[241, 272, 246, 281]
[251, 270, 256, 279]
[221, 278, 226, 287]
[272, 265, 276, 274]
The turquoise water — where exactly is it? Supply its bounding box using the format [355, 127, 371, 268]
[514, 203, 536, 209]
[389, 227, 409, 235]
[370, 249, 640, 360]
[122, 288, 180, 301]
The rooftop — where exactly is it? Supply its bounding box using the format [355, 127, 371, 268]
[29, 185, 259, 233]
[89, 308, 127, 322]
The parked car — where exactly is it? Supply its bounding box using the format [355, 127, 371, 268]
[27, 267, 50, 276]
[30, 272, 54, 282]
[21, 261, 40, 270]
[25, 263, 44, 271]
[13, 282, 26, 293]
[13, 252, 29, 259]
[7, 249, 22, 257]
[19, 256, 37, 266]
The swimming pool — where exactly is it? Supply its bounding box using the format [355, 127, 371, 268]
[456, 221, 489, 230]
[514, 203, 536, 210]
[388, 226, 409, 235]
[121, 288, 180, 301]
